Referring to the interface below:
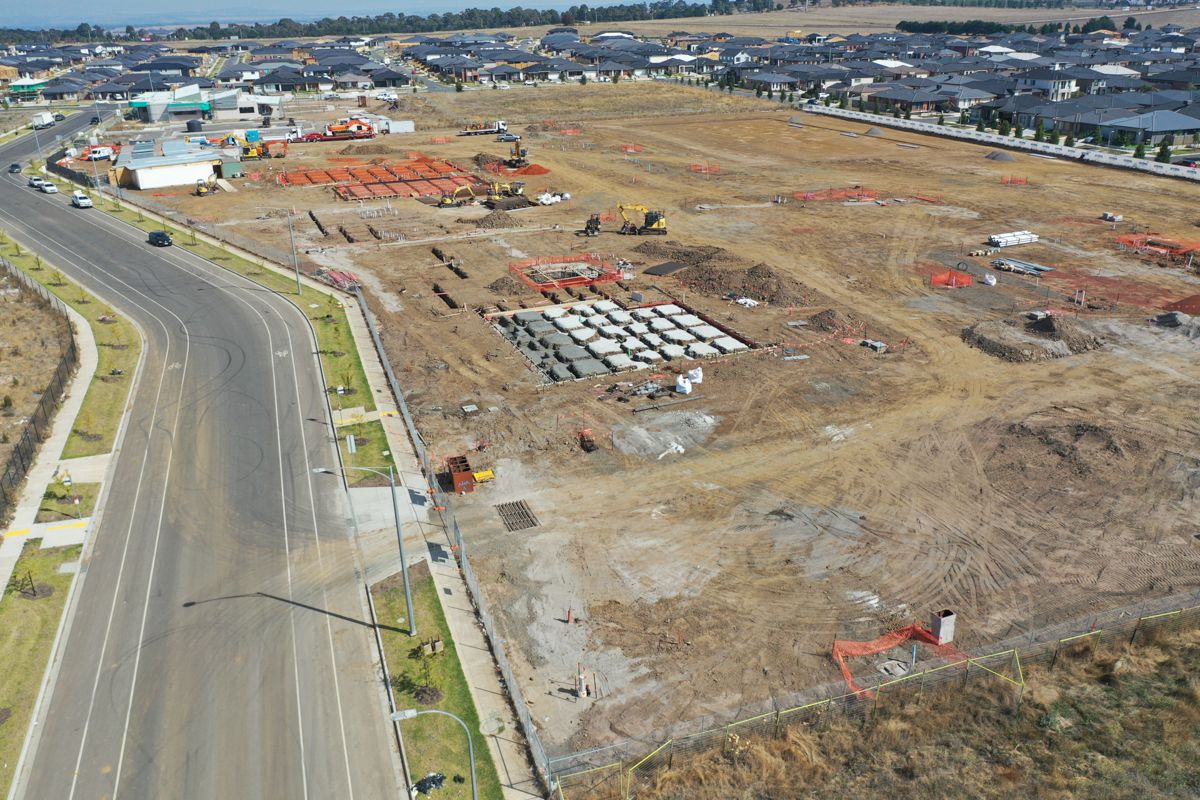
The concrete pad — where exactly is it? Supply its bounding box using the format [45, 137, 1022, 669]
[714, 336, 750, 353]
[689, 325, 724, 341]
[557, 344, 590, 362]
[513, 310, 542, 324]
[636, 350, 664, 363]
[593, 300, 620, 313]
[604, 354, 638, 371]
[621, 337, 648, 351]
[573, 304, 596, 316]
[599, 325, 625, 339]
[631, 308, 658, 321]
[570, 359, 610, 378]
[663, 329, 697, 344]
[39, 519, 90, 548]
[58, 561, 80, 574]
[626, 322, 650, 336]
[56, 453, 112, 483]
[541, 333, 572, 349]
[654, 304, 683, 316]
[687, 342, 720, 358]
[587, 338, 622, 357]
[549, 364, 573, 381]
[554, 316, 584, 332]
[541, 307, 567, 319]
[607, 311, 634, 325]
[569, 328, 596, 343]
[583, 316, 607, 329]
[642, 333, 665, 348]
[526, 320, 557, 337]
[661, 344, 687, 360]
[649, 318, 677, 333]
[674, 314, 704, 328]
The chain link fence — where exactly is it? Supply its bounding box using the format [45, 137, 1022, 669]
[0, 254, 78, 528]
[550, 587, 1200, 799]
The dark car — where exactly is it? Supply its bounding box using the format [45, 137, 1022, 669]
[53, 113, 65, 121]
[149, 231, 173, 247]
[91, 115, 101, 124]
[8, 163, 19, 174]
[1178, 159, 1200, 168]
[497, 133, 521, 142]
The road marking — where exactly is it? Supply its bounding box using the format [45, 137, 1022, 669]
[2, 528, 30, 537]
[47, 521, 87, 530]
[166, 362, 182, 370]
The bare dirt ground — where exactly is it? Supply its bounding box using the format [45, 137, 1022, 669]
[0, 277, 72, 470]
[147, 87, 1200, 758]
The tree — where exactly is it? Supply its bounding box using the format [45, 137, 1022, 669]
[125, 24, 137, 39]
[1134, 141, 1146, 158]
[755, 85, 763, 98]
[76, 22, 92, 40]
[998, 119, 1010, 136]
[976, 117, 985, 132]
[904, 108, 911, 120]
[579, 74, 587, 85]
[612, 74, 619, 84]
[959, 110, 969, 125]
[1034, 119, 1045, 142]
[208, 20, 221, 38]
[560, 11, 575, 25]
[1048, 129, 1060, 145]
[839, 95, 847, 109]
[455, 81, 463, 92]
[872, 99, 880, 114]
[1014, 123, 1023, 139]
[1123, 15, 1138, 29]
[857, 97, 865, 112]
[1156, 140, 1172, 163]
[767, 87, 773, 100]
[1092, 125, 1104, 145]
[1065, 132, 1075, 147]
[937, 113, 945, 125]
[893, 104, 902, 118]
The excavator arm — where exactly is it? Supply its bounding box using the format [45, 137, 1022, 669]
[617, 204, 667, 235]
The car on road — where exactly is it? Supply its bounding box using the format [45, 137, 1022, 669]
[149, 231, 173, 247]
[497, 133, 521, 142]
[27, 176, 44, 187]
[71, 191, 93, 208]
[323, 93, 339, 99]
[1177, 159, 1200, 168]
[524, 80, 537, 86]
[497, 84, 511, 90]
[91, 115, 101, 123]
[8, 163, 20, 174]
[39, 182, 59, 193]
[53, 113, 65, 121]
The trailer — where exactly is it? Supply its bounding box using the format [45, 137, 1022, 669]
[459, 120, 508, 136]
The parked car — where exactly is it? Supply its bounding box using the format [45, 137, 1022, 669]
[71, 191, 93, 208]
[597, 76, 612, 82]
[39, 182, 59, 194]
[27, 176, 44, 187]
[323, 93, 339, 99]
[8, 163, 20, 174]
[149, 231, 173, 247]
[1177, 159, 1199, 168]
[497, 84, 511, 90]
[524, 80, 537, 86]
[90, 115, 101, 124]
[53, 113, 65, 121]
[497, 133, 521, 142]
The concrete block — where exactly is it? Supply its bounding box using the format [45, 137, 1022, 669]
[569, 328, 597, 343]
[713, 336, 749, 353]
[570, 358, 611, 378]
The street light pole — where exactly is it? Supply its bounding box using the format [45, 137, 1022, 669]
[391, 709, 477, 800]
[257, 205, 302, 295]
[314, 465, 415, 636]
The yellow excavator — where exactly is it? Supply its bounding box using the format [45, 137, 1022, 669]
[486, 181, 525, 203]
[505, 140, 529, 169]
[580, 213, 602, 237]
[222, 134, 265, 160]
[618, 203, 667, 236]
[195, 173, 217, 196]
[437, 185, 477, 208]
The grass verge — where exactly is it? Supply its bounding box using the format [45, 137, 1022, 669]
[97, 201, 377, 412]
[373, 565, 504, 800]
[0, 229, 142, 459]
[34, 481, 98, 524]
[336, 420, 393, 484]
[0, 539, 82, 797]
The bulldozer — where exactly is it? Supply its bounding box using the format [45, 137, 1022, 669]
[580, 213, 603, 237]
[437, 185, 477, 209]
[504, 140, 529, 169]
[617, 203, 667, 236]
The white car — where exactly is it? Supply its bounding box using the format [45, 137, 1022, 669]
[71, 191, 93, 208]
[497, 84, 511, 90]
[27, 176, 44, 187]
[524, 80, 537, 86]
[39, 182, 59, 194]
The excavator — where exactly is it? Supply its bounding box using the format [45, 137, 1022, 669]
[437, 185, 478, 209]
[195, 173, 217, 196]
[617, 203, 668, 236]
[262, 139, 289, 159]
[580, 213, 602, 237]
[222, 133, 265, 160]
[504, 140, 529, 169]
[486, 181, 525, 203]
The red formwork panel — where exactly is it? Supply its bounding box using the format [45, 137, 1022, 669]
[284, 173, 310, 185]
[327, 169, 352, 182]
[430, 178, 457, 193]
[349, 168, 375, 182]
[367, 184, 395, 196]
[429, 161, 454, 173]
[405, 180, 438, 195]
[368, 167, 392, 180]
[448, 176, 476, 187]
[307, 172, 334, 184]
[384, 181, 416, 196]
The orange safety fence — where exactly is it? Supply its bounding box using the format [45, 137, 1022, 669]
[596, 212, 618, 223]
[560, 128, 582, 135]
[620, 144, 644, 152]
[832, 623, 965, 696]
[1117, 233, 1200, 256]
[428, 137, 451, 144]
[930, 269, 972, 288]
[793, 187, 876, 201]
[1001, 176, 1028, 185]
[510, 253, 624, 291]
[690, 163, 721, 173]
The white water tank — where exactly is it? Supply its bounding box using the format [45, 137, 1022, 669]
[931, 609, 956, 645]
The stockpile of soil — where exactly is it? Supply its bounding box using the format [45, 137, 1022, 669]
[339, 143, 395, 156]
[632, 241, 751, 269]
[632, 242, 815, 305]
[985, 150, 1018, 162]
[486, 276, 535, 296]
[808, 308, 855, 332]
[1027, 314, 1103, 353]
[474, 152, 503, 168]
[962, 319, 1073, 362]
[511, 164, 550, 175]
[462, 210, 521, 229]
[524, 123, 550, 132]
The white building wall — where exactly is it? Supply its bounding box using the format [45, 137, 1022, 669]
[132, 161, 220, 190]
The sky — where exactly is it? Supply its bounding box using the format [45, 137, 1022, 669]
[7, 0, 565, 30]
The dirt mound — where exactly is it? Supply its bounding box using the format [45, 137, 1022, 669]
[986, 150, 1018, 162]
[808, 308, 854, 332]
[462, 210, 521, 229]
[524, 123, 550, 132]
[865, 127, 885, 136]
[1153, 311, 1200, 339]
[1027, 314, 1102, 353]
[632, 241, 751, 269]
[339, 143, 394, 156]
[486, 276, 535, 296]
[474, 152, 503, 168]
[962, 318, 1077, 362]
[632, 243, 814, 304]
[511, 164, 550, 175]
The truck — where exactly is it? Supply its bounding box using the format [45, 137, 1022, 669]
[459, 120, 507, 136]
[289, 118, 377, 143]
[32, 112, 55, 130]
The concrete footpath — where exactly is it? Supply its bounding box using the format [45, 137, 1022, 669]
[0, 298, 105, 605]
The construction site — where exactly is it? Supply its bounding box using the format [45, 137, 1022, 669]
[111, 84, 1200, 765]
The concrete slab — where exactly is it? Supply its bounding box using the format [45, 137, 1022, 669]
[598, 325, 625, 339]
[625, 322, 650, 336]
[687, 342, 720, 358]
[587, 339, 622, 357]
[642, 333, 665, 348]
[636, 350, 664, 363]
[554, 316, 585, 332]
[513, 310, 542, 324]
[570, 359, 610, 378]
[621, 337, 648, 352]
[674, 314, 704, 328]
[631, 308, 658, 321]
[663, 329, 697, 344]
[604, 354, 638, 371]
[541, 333, 572, 350]
[689, 325, 724, 341]
[648, 318, 676, 333]
[661, 344, 687, 360]
[654, 304, 683, 316]
[568, 328, 596, 344]
[592, 300, 620, 313]
[557, 345, 589, 363]
[572, 304, 596, 316]
[541, 307, 567, 319]
[607, 311, 634, 325]
[526, 321, 557, 337]
[714, 336, 750, 353]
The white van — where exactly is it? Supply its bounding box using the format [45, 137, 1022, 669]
[86, 146, 114, 161]
[71, 190, 93, 208]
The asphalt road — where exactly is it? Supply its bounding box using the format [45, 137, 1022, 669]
[0, 115, 397, 800]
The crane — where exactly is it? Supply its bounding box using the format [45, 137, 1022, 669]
[617, 204, 667, 236]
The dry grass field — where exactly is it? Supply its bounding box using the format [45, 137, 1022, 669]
[146, 83, 1200, 761]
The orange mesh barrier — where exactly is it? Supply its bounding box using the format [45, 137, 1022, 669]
[620, 144, 644, 152]
[832, 624, 965, 695]
[560, 128, 582, 135]
[428, 137, 451, 144]
[931, 269, 972, 288]
[793, 187, 876, 201]
[1001, 176, 1028, 185]
[1118, 234, 1200, 256]
[690, 163, 721, 173]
